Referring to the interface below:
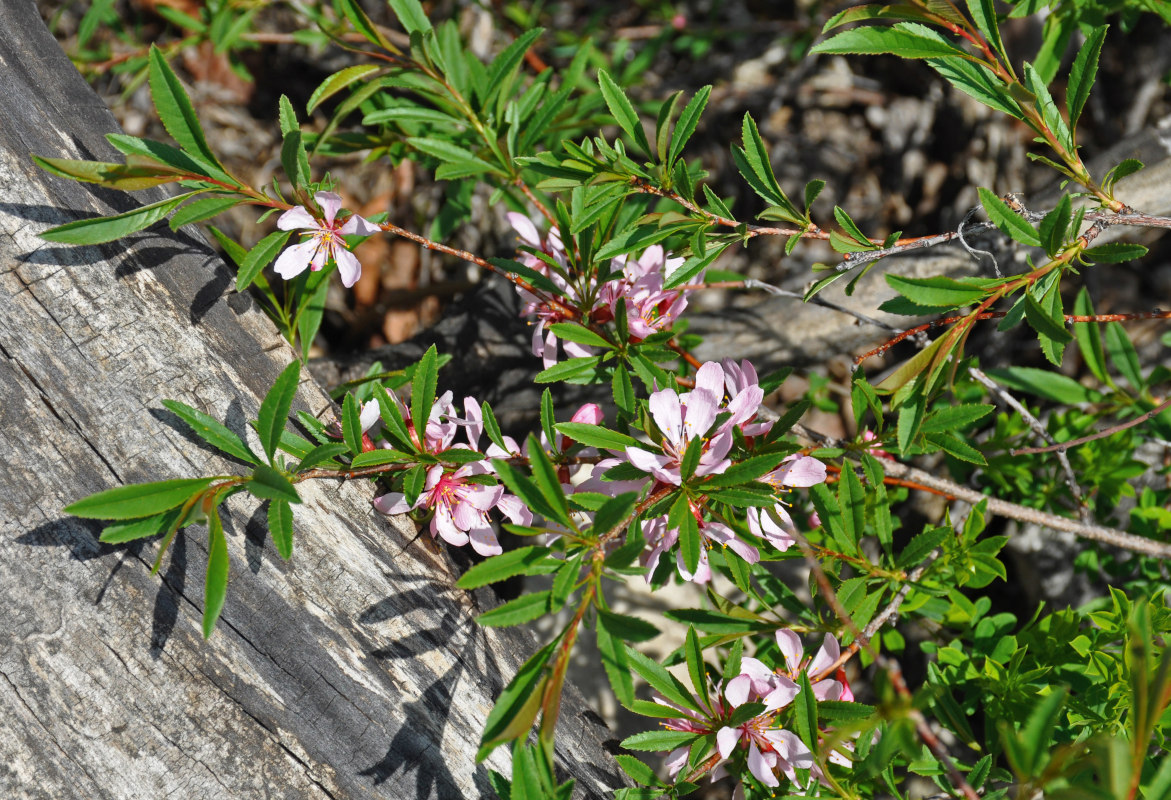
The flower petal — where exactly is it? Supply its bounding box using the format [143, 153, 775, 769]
[276, 206, 318, 231]
[340, 213, 380, 236]
[469, 526, 502, 556]
[372, 492, 411, 515]
[272, 239, 319, 280]
[334, 247, 362, 288]
[717, 727, 742, 759]
[314, 191, 343, 224]
[775, 455, 827, 487]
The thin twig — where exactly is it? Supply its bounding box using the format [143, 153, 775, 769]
[968, 366, 1090, 522]
[1012, 395, 1171, 456]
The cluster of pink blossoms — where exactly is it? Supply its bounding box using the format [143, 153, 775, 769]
[634, 360, 826, 583]
[507, 213, 695, 367]
[368, 390, 530, 556]
[661, 631, 854, 793]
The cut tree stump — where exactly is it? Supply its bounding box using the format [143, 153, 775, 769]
[0, 3, 624, 798]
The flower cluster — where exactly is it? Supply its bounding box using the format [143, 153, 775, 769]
[507, 214, 695, 367]
[660, 631, 855, 793]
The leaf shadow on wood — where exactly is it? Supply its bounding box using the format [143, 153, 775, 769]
[2, 200, 233, 325]
[357, 579, 500, 798]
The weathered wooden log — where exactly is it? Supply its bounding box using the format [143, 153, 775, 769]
[0, 3, 624, 797]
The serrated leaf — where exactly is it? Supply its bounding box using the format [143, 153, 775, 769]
[1024, 292, 1072, 351]
[919, 403, 994, 433]
[162, 399, 258, 464]
[612, 364, 636, 417]
[626, 647, 700, 713]
[202, 508, 229, 638]
[965, 0, 1006, 60]
[308, 64, 384, 113]
[898, 526, 948, 568]
[40, 191, 198, 245]
[547, 322, 611, 349]
[334, 0, 399, 51]
[34, 154, 189, 191]
[597, 68, 651, 154]
[897, 395, 926, 454]
[794, 670, 819, 751]
[701, 454, 783, 489]
[597, 616, 636, 708]
[237, 230, 292, 292]
[99, 507, 184, 544]
[886, 274, 987, 309]
[1067, 26, 1106, 131]
[591, 492, 639, 539]
[341, 393, 364, 455]
[1105, 322, 1144, 390]
[257, 361, 301, 463]
[66, 478, 215, 520]
[457, 547, 553, 589]
[978, 188, 1040, 247]
[927, 57, 1024, 120]
[534, 355, 604, 384]
[620, 730, 701, 752]
[927, 432, 987, 464]
[169, 195, 242, 230]
[984, 366, 1099, 404]
[349, 449, 412, 467]
[479, 642, 554, 758]
[295, 442, 350, 471]
[477, 591, 551, 627]
[811, 23, 973, 59]
[148, 45, 222, 171]
[1073, 288, 1111, 385]
[838, 464, 865, 551]
[1024, 62, 1072, 154]
[247, 464, 302, 504]
[411, 346, 439, 446]
[268, 499, 294, 559]
[597, 608, 660, 643]
[387, 0, 432, 35]
[1038, 194, 1072, 258]
[1083, 243, 1148, 263]
[668, 85, 712, 166]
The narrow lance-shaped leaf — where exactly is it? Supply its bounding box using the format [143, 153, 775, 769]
[307, 64, 384, 113]
[39, 191, 200, 245]
[161, 399, 259, 464]
[202, 507, 230, 638]
[597, 68, 651, 155]
[342, 393, 364, 455]
[668, 85, 712, 167]
[1067, 26, 1107, 132]
[411, 346, 439, 447]
[237, 230, 292, 293]
[33, 155, 190, 191]
[148, 45, 223, 172]
[247, 464, 302, 504]
[257, 361, 302, 463]
[978, 188, 1040, 247]
[65, 477, 217, 520]
[268, 499, 295, 560]
[811, 23, 974, 60]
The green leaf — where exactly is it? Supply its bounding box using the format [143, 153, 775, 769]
[236, 230, 291, 292]
[334, 0, 399, 51]
[478, 642, 554, 758]
[1023, 62, 1072, 154]
[66, 478, 215, 520]
[886, 274, 987, 309]
[387, 0, 432, 35]
[257, 361, 301, 464]
[591, 492, 639, 539]
[978, 188, 1040, 247]
[811, 23, 974, 59]
[897, 526, 948, 568]
[613, 754, 660, 787]
[492, 459, 562, 524]
[547, 322, 612, 349]
[701, 454, 783, 489]
[1067, 26, 1107, 131]
[40, 191, 198, 245]
[794, 670, 819, 751]
[169, 195, 243, 230]
[457, 547, 554, 589]
[527, 437, 573, 528]
[34, 154, 190, 191]
[308, 64, 384, 113]
[1105, 322, 1144, 390]
[98, 507, 184, 544]
[349, 449, 412, 467]
[268, 499, 295, 560]
[1083, 243, 1149, 263]
[664, 609, 774, 634]
[612, 364, 636, 418]
[295, 442, 349, 472]
[838, 464, 865, 551]
[927, 432, 986, 464]
[1038, 194, 1072, 258]
[202, 507, 230, 638]
[1024, 293, 1072, 353]
[477, 591, 551, 627]
[619, 730, 701, 752]
[485, 28, 544, 105]
[984, 366, 1099, 404]
[341, 393, 364, 455]
[278, 96, 311, 190]
[668, 85, 712, 166]
[597, 608, 659, 643]
[927, 57, 1024, 120]
[161, 399, 258, 464]
[597, 616, 636, 708]
[597, 68, 651, 154]
[965, 0, 1006, 60]
[411, 346, 439, 446]
[919, 403, 994, 433]
[897, 394, 926, 454]
[626, 646, 700, 713]
[672, 493, 701, 575]
[247, 464, 302, 504]
[148, 45, 222, 172]
[1073, 288, 1110, 385]
[534, 356, 605, 384]
[735, 113, 796, 216]
[296, 275, 329, 360]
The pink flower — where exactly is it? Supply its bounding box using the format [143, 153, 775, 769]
[274, 191, 379, 288]
[747, 455, 827, 552]
[625, 362, 734, 485]
[717, 659, 811, 788]
[720, 359, 772, 438]
[641, 503, 759, 584]
[776, 630, 853, 701]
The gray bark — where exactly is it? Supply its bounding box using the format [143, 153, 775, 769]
[0, 3, 623, 798]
